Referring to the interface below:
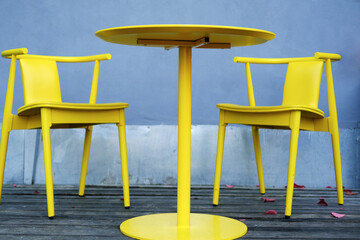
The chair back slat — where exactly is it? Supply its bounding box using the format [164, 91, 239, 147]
[19, 58, 62, 105]
[282, 61, 324, 108]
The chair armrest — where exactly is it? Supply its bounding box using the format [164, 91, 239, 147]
[234, 52, 341, 64]
[16, 53, 111, 62]
[314, 52, 341, 62]
[1, 48, 28, 57]
[55, 54, 112, 62]
[233, 56, 316, 64]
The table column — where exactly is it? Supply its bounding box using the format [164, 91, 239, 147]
[177, 46, 192, 227]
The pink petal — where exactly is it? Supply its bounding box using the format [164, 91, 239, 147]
[326, 186, 332, 189]
[256, 185, 260, 187]
[294, 183, 305, 189]
[226, 184, 234, 188]
[120, 198, 124, 201]
[343, 189, 357, 195]
[193, 197, 199, 200]
[12, 184, 17, 187]
[331, 212, 345, 218]
[264, 210, 278, 215]
[263, 198, 276, 202]
[72, 206, 76, 209]
[285, 183, 305, 189]
[339, 208, 344, 210]
[34, 190, 40, 194]
[346, 191, 357, 195]
[240, 219, 246, 222]
[317, 199, 328, 206]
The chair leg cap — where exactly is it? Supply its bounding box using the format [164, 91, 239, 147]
[213, 204, 218, 207]
[285, 215, 291, 219]
[125, 207, 130, 209]
[49, 216, 54, 220]
[79, 195, 85, 198]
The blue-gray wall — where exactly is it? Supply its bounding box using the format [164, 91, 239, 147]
[0, 1, 359, 188]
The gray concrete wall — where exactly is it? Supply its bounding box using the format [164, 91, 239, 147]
[3, 125, 360, 189]
[0, 0, 359, 128]
[0, 1, 359, 188]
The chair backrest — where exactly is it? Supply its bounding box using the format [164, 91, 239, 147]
[282, 60, 324, 108]
[19, 58, 62, 105]
[1, 48, 111, 118]
[234, 52, 340, 122]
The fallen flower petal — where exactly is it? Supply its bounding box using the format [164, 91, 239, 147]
[264, 210, 278, 215]
[120, 198, 124, 201]
[326, 186, 332, 189]
[346, 191, 357, 195]
[317, 199, 328, 206]
[339, 208, 344, 210]
[240, 219, 246, 222]
[193, 197, 199, 200]
[34, 190, 40, 194]
[263, 198, 276, 202]
[331, 212, 345, 218]
[12, 184, 17, 187]
[285, 183, 305, 189]
[256, 185, 260, 187]
[294, 183, 305, 189]
[226, 184, 234, 188]
[72, 206, 76, 209]
[343, 189, 357, 195]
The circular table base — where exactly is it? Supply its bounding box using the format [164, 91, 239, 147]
[120, 213, 247, 240]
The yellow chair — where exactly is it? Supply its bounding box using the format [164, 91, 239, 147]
[0, 48, 130, 218]
[212, 52, 343, 218]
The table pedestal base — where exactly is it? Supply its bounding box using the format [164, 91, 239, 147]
[120, 213, 247, 239]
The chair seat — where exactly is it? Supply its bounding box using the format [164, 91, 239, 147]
[17, 102, 129, 116]
[217, 103, 324, 118]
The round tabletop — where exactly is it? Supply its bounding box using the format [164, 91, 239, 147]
[95, 24, 275, 48]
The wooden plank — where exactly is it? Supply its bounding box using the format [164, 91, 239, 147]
[0, 185, 359, 239]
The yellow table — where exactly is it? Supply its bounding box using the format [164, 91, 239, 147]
[95, 24, 275, 240]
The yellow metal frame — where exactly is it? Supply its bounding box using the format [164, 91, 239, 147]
[137, 37, 231, 49]
[0, 48, 130, 218]
[213, 52, 343, 218]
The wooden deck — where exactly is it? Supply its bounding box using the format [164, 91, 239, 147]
[0, 185, 359, 239]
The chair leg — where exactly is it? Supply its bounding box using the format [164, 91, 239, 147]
[285, 111, 301, 219]
[252, 126, 265, 194]
[41, 108, 55, 218]
[326, 58, 344, 205]
[117, 109, 130, 208]
[213, 111, 227, 206]
[331, 128, 344, 205]
[79, 126, 93, 197]
[0, 119, 11, 203]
